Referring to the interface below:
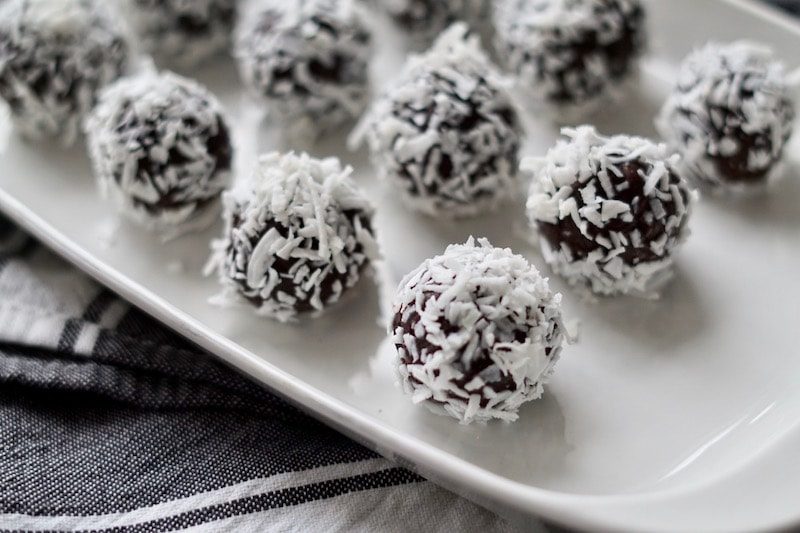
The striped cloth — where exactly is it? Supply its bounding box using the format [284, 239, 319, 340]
[0, 216, 526, 532]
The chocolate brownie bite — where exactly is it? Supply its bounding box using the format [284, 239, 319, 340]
[207, 152, 380, 322]
[525, 126, 695, 296]
[371, 0, 488, 46]
[391, 237, 567, 424]
[234, 0, 372, 136]
[493, 0, 646, 122]
[86, 71, 233, 234]
[121, 0, 237, 67]
[352, 23, 522, 218]
[0, 0, 130, 145]
[656, 41, 795, 190]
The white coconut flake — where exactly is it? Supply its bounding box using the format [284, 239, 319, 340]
[524, 125, 696, 297]
[390, 237, 570, 425]
[206, 152, 381, 323]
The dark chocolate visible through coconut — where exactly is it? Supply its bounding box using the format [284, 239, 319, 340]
[227, 207, 373, 315]
[536, 161, 688, 268]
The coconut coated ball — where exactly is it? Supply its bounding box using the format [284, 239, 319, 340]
[0, 0, 130, 145]
[235, 0, 372, 135]
[493, 0, 646, 121]
[525, 126, 695, 296]
[656, 41, 795, 190]
[371, 0, 488, 45]
[207, 152, 380, 322]
[121, 0, 238, 67]
[86, 71, 233, 234]
[391, 237, 567, 424]
[353, 23, 522, 218]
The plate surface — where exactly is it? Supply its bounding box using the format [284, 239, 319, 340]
[2, 1, 800, 531]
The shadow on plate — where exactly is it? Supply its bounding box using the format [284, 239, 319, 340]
[703, 163, 800, 231]
[577, 265, 709, 352]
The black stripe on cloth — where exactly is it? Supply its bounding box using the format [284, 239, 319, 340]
[81, 290, 116, 324]
[83, 468, 425, 533]
[55, 318, 82, 352]
[55, 290, 117, 353]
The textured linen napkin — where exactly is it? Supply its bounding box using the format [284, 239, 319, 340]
[0, 216, 524, 532]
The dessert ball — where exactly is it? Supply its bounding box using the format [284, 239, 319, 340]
[371, 0, 488, 45]
[86, 71, 233, 234]
[121, 0, 237, 67]
[656, 41, 795, 190]
[0, 0, 130, 145]
[235, 0, 372, 135]
[391, 237, 566, 424]
[207, 152, 380, 322]
[493, 0, 646, 121]
[525, 126, 695, 296]
[353, 23, 522, 218]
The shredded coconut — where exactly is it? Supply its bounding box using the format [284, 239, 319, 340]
[493, 0, 645, 122]
[235, 0, 372, 137]
[656, 41, 795, 190]
[206, 152, 381, 323]
[524, 126, 696, 296]
[351, 23, 522, 218]
[391, 237, 568, 424]
[0, 0, 130, 145]
[86, 70, 233, 235]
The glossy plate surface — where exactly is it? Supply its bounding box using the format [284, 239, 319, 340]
[2, 1, 800, 530]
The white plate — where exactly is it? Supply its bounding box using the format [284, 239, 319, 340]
[2, 1, 800, 531]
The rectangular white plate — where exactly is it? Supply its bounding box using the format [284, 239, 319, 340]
[2, 1, 800, 530]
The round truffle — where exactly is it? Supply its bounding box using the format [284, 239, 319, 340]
[525, 126, 695, 296]
[86, 71, 233, 234]
[371, 0, 488, 45]
[493, 0, 646, 121]
[353, 23, 522, 218]
[0, 0, 130, 145]
[656, 41, 795, 190]
[234, 0, 372, 135]
[207, 152, 380, 322]
[391, 237, 566, 424]
[121, 0, 237, 67]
